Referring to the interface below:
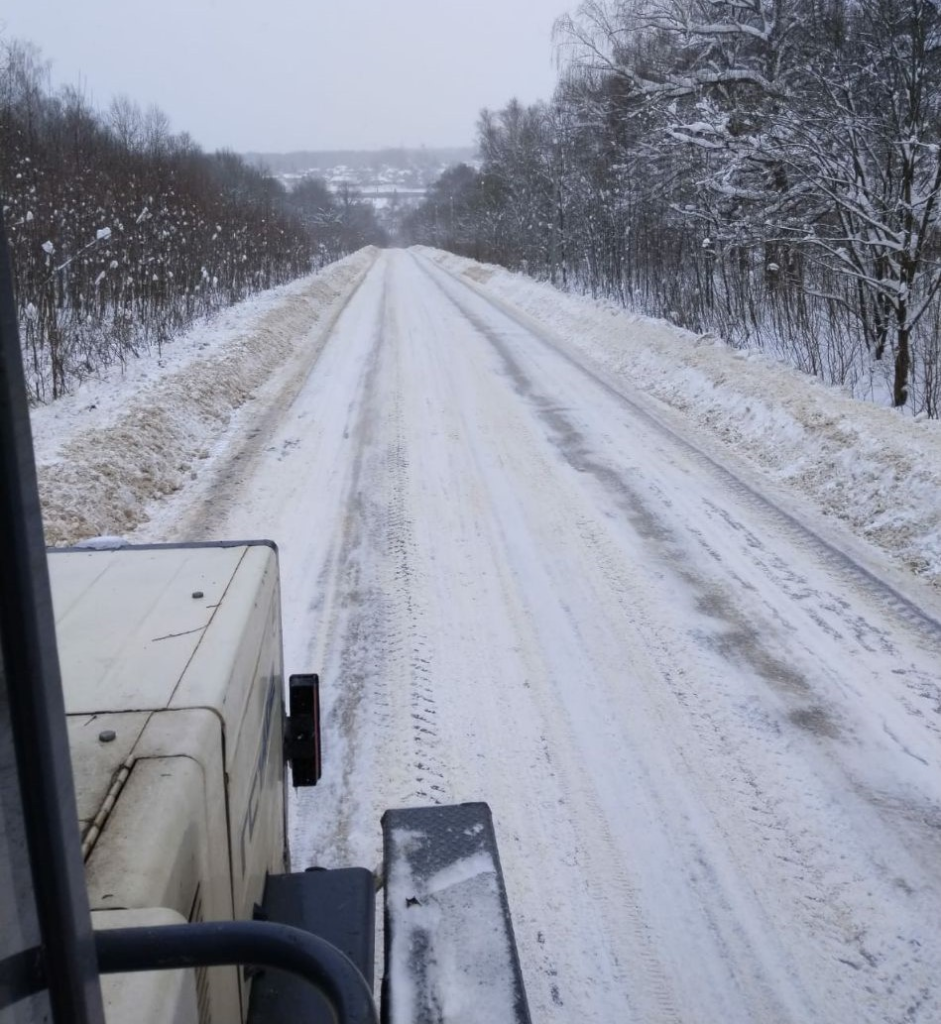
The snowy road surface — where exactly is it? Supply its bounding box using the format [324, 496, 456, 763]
[142, 250, 941, 1023]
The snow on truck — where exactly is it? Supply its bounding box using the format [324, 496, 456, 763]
[0, 216, 532, 1023]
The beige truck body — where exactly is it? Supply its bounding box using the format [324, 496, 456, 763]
[50, 542, 288, 1024]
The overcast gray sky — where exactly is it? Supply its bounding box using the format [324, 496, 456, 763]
[1, 0, 570, 153]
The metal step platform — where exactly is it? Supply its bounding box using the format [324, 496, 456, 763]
[381, 802, 532, 1024]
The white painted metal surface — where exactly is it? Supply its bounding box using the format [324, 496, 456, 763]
[51, 542, 288, 1024]
[51, 544, 245, 713]
[92, 908, 198, 1024]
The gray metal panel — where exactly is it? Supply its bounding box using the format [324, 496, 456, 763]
[248, 869, 376, 1024]
[381, 803, 531, 1024]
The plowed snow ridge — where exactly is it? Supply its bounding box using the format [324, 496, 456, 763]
[32, 247, 378, 543]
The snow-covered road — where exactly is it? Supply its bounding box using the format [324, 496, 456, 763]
[141, 249, 941, 1023]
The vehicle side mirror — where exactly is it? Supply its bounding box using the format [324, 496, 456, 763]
[284, 674, 322, 787]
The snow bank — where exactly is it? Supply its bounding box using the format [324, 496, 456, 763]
[418, 247, 941, 584]
[33, 248, 379, 545]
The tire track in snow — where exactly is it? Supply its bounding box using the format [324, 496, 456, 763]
[405, 250, 941, 1022]
[382, 397, 447, 805]
[484, 481, 807, 1023]
[301, 266, 392, 864]
[389, 276, 719, 1022]
[361, 263, 450, 809]
[417, 250, 941, 777]
[290, 255, 454, 864]
[417, 253, 941, 654]
[406, 252, 809, 1019]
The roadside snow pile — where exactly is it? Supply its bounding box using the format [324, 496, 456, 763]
[32, 248, 379, 545]
[420, 247, 941, 583]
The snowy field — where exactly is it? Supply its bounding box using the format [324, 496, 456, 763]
[34, 247, 941, 1022]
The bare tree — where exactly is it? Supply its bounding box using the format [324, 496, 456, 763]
[1, 39, 327, 400]
[410, 0, 941, 414]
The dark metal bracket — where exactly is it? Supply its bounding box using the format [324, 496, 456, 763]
[284, 674, 322, 787]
